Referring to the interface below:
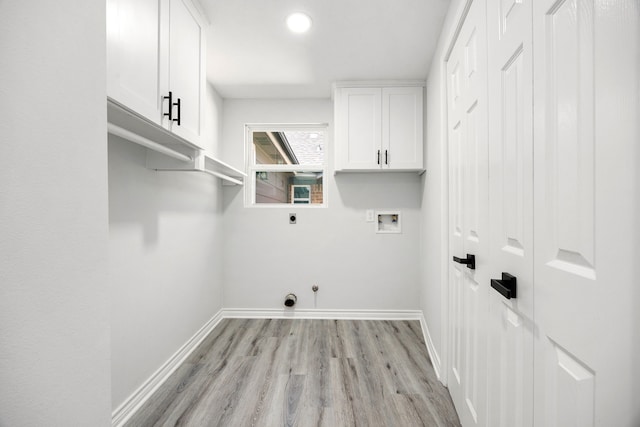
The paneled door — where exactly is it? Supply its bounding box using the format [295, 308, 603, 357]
[446, 0, 489, 425]
[486, 0, 534, 426]
[532, 0, 640, 425]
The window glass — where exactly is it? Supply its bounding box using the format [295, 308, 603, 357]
[254, 172, 323, 205]
[253, 131, 324, 165]
[247, 126, 326, 207]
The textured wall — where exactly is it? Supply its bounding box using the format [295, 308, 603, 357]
[0, 2, 111, 425]
[109, 85, 226, 410]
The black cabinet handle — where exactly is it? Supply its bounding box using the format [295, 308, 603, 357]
[491, 273, 517, 299]
[452, 254, 475, 270]
[173, 98, 181, 126]
[377, 150, 380, 165]
[385, 149, 388, 165]
[163, 91, 174, 121]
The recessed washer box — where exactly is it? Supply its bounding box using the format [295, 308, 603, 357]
[376, 210, 401, 234]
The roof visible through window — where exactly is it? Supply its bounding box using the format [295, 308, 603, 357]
[282, 131, 324, 165]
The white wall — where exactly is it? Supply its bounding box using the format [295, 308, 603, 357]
[221, 99, 422, 311]
[0, 2, 111, 425]
[109, 84, 226, 410]
[419, 0, 467, 381]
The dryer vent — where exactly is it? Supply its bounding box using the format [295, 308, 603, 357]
[284, 293, 297, 307]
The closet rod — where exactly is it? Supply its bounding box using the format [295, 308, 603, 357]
[201, 169, 243, 185]
[155, 168, 243, 185]
[107, 123, 192, 162]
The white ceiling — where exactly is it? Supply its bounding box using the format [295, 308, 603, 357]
[199, 0, 451, 99]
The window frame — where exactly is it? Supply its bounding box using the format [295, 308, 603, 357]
[291, 184, 312, 204]
[245, 123, 328, 208]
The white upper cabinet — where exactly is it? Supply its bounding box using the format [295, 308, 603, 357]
[335, 84, 424, 171]
[165, 0, 205, 144]
[336, 87, 383, 170]
[107, 0, 205, 148]
[382, 87, 424, 170]
[107, 0, 165, 122]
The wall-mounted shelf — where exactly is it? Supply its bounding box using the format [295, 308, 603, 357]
[203, 156, 247, 185]
[108, 100, 246, 186]
[108, 122, 194, 162]
[146, 150, 247, 186]
[108, 100, 202, 155]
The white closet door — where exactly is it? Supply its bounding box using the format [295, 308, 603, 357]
[532, 0, 640, 425]
[486, 0, 535, 426]
[446, 0, 489, 425]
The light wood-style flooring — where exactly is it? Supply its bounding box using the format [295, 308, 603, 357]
[125, 318, 461, 426]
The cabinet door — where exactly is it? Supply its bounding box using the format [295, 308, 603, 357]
[166, 0, 205, 147]
[107, 0, 168, 124]
[381, 87, 423, 170]
[335, 88, 382, 170]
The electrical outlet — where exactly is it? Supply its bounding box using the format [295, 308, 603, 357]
[366, 210, 375, 222]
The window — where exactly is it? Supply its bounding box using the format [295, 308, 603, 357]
[246, 125, 327, 207]
[291, 185, 311, 204]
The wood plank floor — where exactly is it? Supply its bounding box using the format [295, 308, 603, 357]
[125, 319, 461, 427]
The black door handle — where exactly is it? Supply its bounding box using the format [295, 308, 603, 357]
[452, 254, 475, 270]
[491, 273, 517, 299]
[385, 149, 388, 165]
[163, 91, 174, 121]
[173, 97, 181, 125]
[377, 150, 381, 165]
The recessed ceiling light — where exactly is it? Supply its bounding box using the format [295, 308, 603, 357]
[286, 12, 312, 34]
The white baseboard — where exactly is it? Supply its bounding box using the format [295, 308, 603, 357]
[221, 308, 423, 320]
[419, 312, 442, 382]
[111, 309, 224, 427]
